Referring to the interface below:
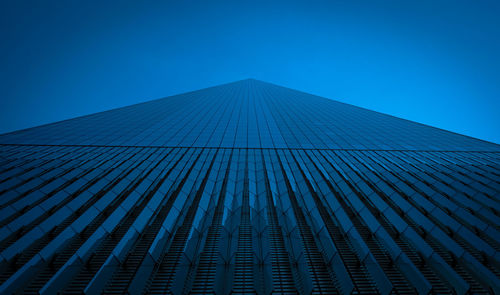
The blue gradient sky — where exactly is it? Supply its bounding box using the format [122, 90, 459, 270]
[1, 0, 499, 144]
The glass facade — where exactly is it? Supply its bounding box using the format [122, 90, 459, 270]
[0, 79, 499, 294]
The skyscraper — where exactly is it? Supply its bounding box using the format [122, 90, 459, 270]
[0, 79, 499, 294]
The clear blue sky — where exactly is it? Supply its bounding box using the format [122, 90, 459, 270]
[1, 0, 499, 144]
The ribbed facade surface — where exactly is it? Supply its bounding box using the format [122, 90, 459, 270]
[0, 79, 499, 294]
